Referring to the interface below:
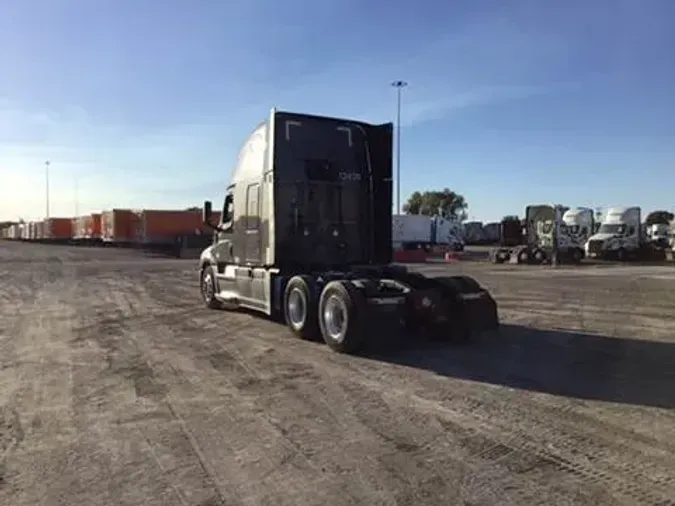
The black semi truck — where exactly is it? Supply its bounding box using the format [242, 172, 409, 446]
[198, 109, 499, 353]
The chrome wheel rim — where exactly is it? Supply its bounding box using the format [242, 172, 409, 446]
[323, 295, 346, 339]
[287, 288, 306, 327]
[202, 272, 214, 301]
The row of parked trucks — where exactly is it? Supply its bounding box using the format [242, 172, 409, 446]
[0, 209, 222, 251]
[490, 205, 674, 264]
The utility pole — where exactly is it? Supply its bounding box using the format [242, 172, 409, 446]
[45, 161, 51, 219]
[391, 80, 408, 214]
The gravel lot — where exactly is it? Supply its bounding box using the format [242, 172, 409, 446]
[1, 241, 674, 506]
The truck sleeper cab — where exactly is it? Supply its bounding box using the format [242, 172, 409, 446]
[585, 206, 644, 261]
[198, 109, 499, 353]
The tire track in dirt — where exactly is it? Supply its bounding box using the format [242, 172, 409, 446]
[0, 256, 84, 504]
[192, 311, 675, 504]
[68, 270, 235, 506]
[138, 261, 675, 505]
[137, 286, 587, 503]
[133, 271, 390, 505]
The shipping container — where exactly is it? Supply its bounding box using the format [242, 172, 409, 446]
[101, 209, 137, 242]
[90, 213, 102, 238]
[35, 221, 44, 240]
[74, 216, 87, 238]
[44, 218, 73, 240]
[391, 214, 433, 246]
[136, 209, 212, 244]
[482, 222, 501, 244]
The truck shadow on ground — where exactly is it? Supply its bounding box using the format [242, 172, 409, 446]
[364, 325, 675, 410]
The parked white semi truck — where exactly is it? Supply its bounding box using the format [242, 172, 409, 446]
[562, 207, 595, 247]
[491, 204, 593, 264]
[584, 206, 646, 261]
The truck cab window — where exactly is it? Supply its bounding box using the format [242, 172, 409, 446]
[222, 193, 234, 232]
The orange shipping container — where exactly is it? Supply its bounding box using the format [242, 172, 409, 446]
[137, 209, 211, 244]
[44, 218, 73, 239]
[101, 209, 137, 242]
[90, 213, 102, 238]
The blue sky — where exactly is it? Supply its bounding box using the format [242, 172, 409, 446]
[1, 0, 674, 222]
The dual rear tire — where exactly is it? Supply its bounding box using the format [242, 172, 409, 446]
[283, 276, 367, 353]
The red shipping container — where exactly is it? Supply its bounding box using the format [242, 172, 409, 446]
[44, 218, 73, 239]
[90, 213, 102, 238]
[136, 209, 205, 244]
[101, 209, 137, 242]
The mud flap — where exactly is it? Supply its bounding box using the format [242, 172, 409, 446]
[433, 276, 499, 336]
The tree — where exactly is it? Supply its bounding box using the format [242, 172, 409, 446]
[403, 188, 468, 221]
[402, 191, 424, 215]
[645, 210, 674, 226]
[185, 206, 201, 212]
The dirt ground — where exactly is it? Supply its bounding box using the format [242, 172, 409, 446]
[1, 241, 674, 506]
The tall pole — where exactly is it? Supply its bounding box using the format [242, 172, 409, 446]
[391, 80, 408, 214]
[45, 161, 51, 219]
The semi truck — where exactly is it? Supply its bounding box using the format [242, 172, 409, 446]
[198, 109, 498, 353]
[585, 206, 650, 261]
[491, 205, 593, 264]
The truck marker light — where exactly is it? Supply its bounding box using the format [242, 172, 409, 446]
[336, 126, 353, 147]
[285, 120, 302, 141]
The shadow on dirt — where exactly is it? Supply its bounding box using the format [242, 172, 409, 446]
[365, 324, 675, 410]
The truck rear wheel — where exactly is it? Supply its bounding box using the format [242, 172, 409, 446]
[283, 276, 319, 340]
[318, 280, 367, 353]
[517, 249, 529, 264]
[571, 248, 583, 264]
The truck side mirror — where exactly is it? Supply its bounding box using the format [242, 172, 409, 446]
[203, 200, 213, 226]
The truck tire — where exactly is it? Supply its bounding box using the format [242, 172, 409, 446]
[571, 248, 583, 264]
[517, 249, 529, 264]
[200, 265, 224, 310]
[318, 280, 367, 353]
[283, 275, 320, 340]
[616, 248, 626, 262]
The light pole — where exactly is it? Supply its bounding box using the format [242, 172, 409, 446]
[45, 161, 51, 219]
[391, 80, 408, 214]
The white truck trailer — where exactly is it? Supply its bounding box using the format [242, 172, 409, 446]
[392, 215, 464, 251]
